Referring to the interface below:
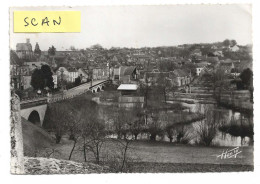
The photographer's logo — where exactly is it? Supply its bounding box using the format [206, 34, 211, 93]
[217, 147, 242, 159]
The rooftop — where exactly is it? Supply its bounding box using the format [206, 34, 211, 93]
[117, 84, 138, 91]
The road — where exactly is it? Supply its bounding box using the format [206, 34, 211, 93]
[49, 79, 107, 103]
[69, 79, 106, 92]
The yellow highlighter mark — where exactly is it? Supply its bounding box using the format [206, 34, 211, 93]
[14, 11, 81, 33]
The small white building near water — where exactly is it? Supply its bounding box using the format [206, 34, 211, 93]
[117, 84, 144, 108]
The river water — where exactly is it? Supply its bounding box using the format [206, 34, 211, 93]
[166, 101, 253, 147]
[93, 96, 253, 147]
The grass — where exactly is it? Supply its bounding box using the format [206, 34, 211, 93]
[50, 138, 253, 166]
[126, 162, 253, 173]
[22, 119, 254, 172]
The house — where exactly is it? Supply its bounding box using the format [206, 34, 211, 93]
[191, 49, 202, 57]
[119, 66, 138, 83]
[78, 68, 89, 82]
[195, 62, 209, 76]
[24, 61, 48, 71]
[230, 45, 240, 52]
[10, 52, 31, 90]
[92, 66, 109, 80]
[113, 66, 138, 83]
[16, 38, 34, 60]
[67, 68, 79, 82]
[219, 59, 236, 74]
[144, 69, 191, 87]
[213, 50, 224, 57]
[145, 72, 169, 85]
[21, 75, 32, 90]
[170, 69, 192, 86]
[52, 74, 58, 88]
[117, 84, 144, 108]
[56, 66, 79, 83]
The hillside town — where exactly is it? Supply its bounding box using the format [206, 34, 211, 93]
[11, 38, 252, 98]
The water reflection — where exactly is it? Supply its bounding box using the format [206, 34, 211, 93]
[95, 96, 253, 147]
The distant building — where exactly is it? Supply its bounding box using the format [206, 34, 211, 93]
[16, 38, 33, 60]
[92, 66, 109, 80]
[25, 61, 48, 71]
[52, 74, 58, 88]
[195, 62, 209, 76]
[117, 84, 144, 108]
[113, 66, 138, 84]
[144, 69, 192, 87]
[170, 69, 192, 86]
[191, 49, 202, 57]
[213, 50, 223, 57]
[56, 66, 79, 83]
[219, 59, 237, 73]
[78, 68, 89, 82]
[229, 45, 240, 52]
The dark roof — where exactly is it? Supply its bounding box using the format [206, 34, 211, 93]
[146, 72, 169, 79]
[172, 69, 189, 77]
[67, 67, 78, 72]
[196, 62, 209, 68]
[120, 66, 136, 76]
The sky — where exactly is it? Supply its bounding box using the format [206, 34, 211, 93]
[10, 5, 252, 51]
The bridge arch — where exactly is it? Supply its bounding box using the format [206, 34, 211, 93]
[28, 110, 41, 126]
[97, 87, 101, 92]
[20, 104, 47, 127]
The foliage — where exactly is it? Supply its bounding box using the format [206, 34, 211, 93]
[30, 65, 54, 90]
[195, 106, 220, 146]
[146, 115, 164, 141]
[44, 103, 72, 143]
[34, 42, 41, 56]
[74, 76, 81, 86]
[48, 45, 56, 56]
[30, 69, 45, 90]
[239, 68, 253, 89]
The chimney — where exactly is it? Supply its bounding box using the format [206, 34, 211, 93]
[26, 38, 30, 44]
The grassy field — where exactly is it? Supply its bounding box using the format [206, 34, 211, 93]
[51, 137, 253, 166]
[126, 162, 253, 173]
[23, 109, 254, 173]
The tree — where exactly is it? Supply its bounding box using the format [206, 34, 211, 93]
[128, 107, 145, 140]
[146, 114, 163, 141]
[240, 68, 253, 89]
[90, 44, 103, 51]
[230, 40, 237, 47]
[156, 73, 172, 103]
[46, 103, 71, 144]
[195, 105, 219, 146]
[34, 42, 41, 57]
[83, 120, 106, 164]
[48, 45, 56, 56]
[74, 76, 81, 86]
[223, 39, 230, 47]
[41, 65, 54, 90]
[30, 65, 54, 90]
[79, 100, 106, 163]
[114, 109, 133, 139]
[30, 69, 45, 90]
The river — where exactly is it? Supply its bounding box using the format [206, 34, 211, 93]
[93, 96, 253, 147]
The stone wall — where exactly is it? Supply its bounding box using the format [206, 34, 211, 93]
[10, 93, 25, 174]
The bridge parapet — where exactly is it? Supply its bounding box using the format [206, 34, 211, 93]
[20, 97, 48, 109]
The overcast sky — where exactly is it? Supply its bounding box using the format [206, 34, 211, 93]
[10, 5, 252, 51]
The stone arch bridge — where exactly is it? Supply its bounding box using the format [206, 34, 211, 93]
[20, 80, 110, 126]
